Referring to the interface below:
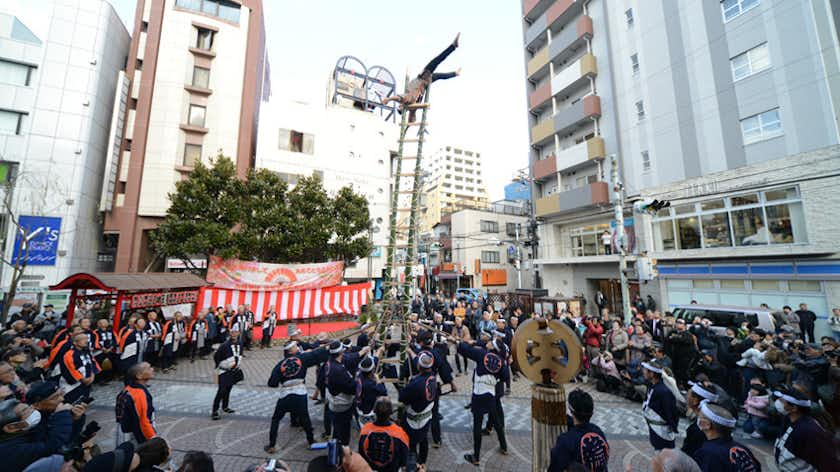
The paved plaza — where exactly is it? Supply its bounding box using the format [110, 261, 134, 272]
[83, 346, 778, 471]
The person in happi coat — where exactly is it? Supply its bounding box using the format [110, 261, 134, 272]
[403, 330, 455, 448]
[144, 311, 163, 367]
[261, 306, 278, 349]
[325, 340, 369, 445]
[773, 386, 840, 471]
[456, 336, 509, 466]
[243, 304, 255, 350]
[355, 355, 387, 429]
[692, 400, 760, 472]
[187, 314, 208, 362]
[264, 339, 329, 452]
[94, 318, 117, 382]
[359, 397, 409, 472]
[641, 359, 679, 451]
[159, 313, 183, 372]
[682, 379, 719, 458]
[118, 318, 149, 372]
[212, 327, 244, 420]
[59, 332, 101, 403]
[46, 325, 82, 381]
[548, 389, 609, 472]
[398, 352, 438, 472]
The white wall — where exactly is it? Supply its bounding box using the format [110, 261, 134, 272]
[255, 98, 399, 280]
[0, 1, 129, 291]
[138, 0, 250, 216]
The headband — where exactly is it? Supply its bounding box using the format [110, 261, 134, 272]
[689, 381, 719, 402]
[418, 353, 434, 369]
[283, 341, 298, 351]
[329, 344, 345, 355]
[773, 391, 812, 408]
[699, 400, 736, 428]
[359, 356, 376, 373]
[641, 361, 663, 374]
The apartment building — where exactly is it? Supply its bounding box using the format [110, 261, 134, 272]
[433, 201, 530, 295]
[0, 2, 129, 295]
[254, 93, 399, 283]
[523, 0, 840, 325]
[102, 0, 265, 272]
[421, 145, 490, 233]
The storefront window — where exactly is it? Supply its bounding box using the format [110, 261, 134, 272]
[693, 279, 715, 289]
[731, 194, 759, 207]
[654, 220, 676, 251]
[701, 213, 732, 247]
[701, 199, 725, 211]
[788, 280, 821, 292]
[569, 224, 610, 256]
[751, 280, 780, 291]
[732, 207, 767, 246]
[676, 216, 702, 249]
[765, 203, 807, 244]
[582, 233, 599, 256]
[652, 186, 805, 252]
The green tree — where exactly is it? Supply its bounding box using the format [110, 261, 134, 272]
[329, 186, 372, 265]
[237, 168, 292, 262]
[283, 175, 334, 263]
[152, 154, 243, 269]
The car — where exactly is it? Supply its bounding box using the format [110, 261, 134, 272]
[455, 288, 486, 303]
[671, 304, 776, 335]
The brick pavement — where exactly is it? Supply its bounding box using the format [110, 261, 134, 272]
[82, 346, 778, 471]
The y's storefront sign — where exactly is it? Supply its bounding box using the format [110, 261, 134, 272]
[129, 290, 198, 309]
[13, 216, 61, 266]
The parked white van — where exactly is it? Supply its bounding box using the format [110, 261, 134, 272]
[671, 304, 776, 335]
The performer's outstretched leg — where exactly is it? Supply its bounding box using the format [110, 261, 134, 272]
[422, 33, 460, 74]
[432, 70, 460, 82]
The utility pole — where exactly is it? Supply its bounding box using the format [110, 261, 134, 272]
[515, 224, 523, 289]
[610, 155, 632, 324]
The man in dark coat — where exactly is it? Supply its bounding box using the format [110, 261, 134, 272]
[212, 328, 243, 420]
[795, 303, 817, 343]
[665, 319, 697, 387]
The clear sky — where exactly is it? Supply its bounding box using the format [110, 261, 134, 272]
[2, 0, 530, 200]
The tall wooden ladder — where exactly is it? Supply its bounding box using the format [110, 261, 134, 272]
[375, 85, 432, 384]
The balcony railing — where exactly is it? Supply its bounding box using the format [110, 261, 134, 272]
[555, 136, 605, 171]
[535, 181, 610, 217]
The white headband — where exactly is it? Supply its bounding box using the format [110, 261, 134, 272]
[283, 341, 298, 351]
[773, 391, 812, 408]
[689, 382, 719, 402]
[329, 344, 345, 354]
[359, 356, 376, 373]
[418, 353, 434, 369]
[642, 362, 663, 374]
[699, 400, 736, 428]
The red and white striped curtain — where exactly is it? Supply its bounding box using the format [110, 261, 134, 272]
[198, 282, 372, 321]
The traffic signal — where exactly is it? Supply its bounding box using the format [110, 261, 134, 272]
[633, 199, 671, 215]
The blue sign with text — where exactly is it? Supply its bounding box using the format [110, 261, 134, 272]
[12, 216, 61, 266]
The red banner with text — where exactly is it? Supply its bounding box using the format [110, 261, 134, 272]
[206, 256, 344, 291]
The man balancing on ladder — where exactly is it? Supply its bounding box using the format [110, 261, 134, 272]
[382, 33, 461, 122]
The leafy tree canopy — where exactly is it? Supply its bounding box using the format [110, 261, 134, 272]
[152, 153, 372, 268]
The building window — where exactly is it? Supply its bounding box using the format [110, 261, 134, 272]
[188, 104, 206, 127]
[625, 8, 634, 27]
[195, 27, 215, 50]
[635, 100, 646, 121]
[506, 222, 519, 237]
[721, 0, 760, 22]
[192, 66, 210, 88]
[570, 224, 611, 257]
[731, 43, 770, 81]
[183, 143, 202, 167]
[278, 128, 314, 154]
[480, 220, 499, 233]
[481, 251, 500, 264]
[652, 186, 805, 251]
[0, 59, 34, 86]
[641, 151, 651, 171]
[0, 110, 24, 135]
[630, 53, 640, 76]
[740, 108, 781, 144]
[177, 0, 241, 23]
